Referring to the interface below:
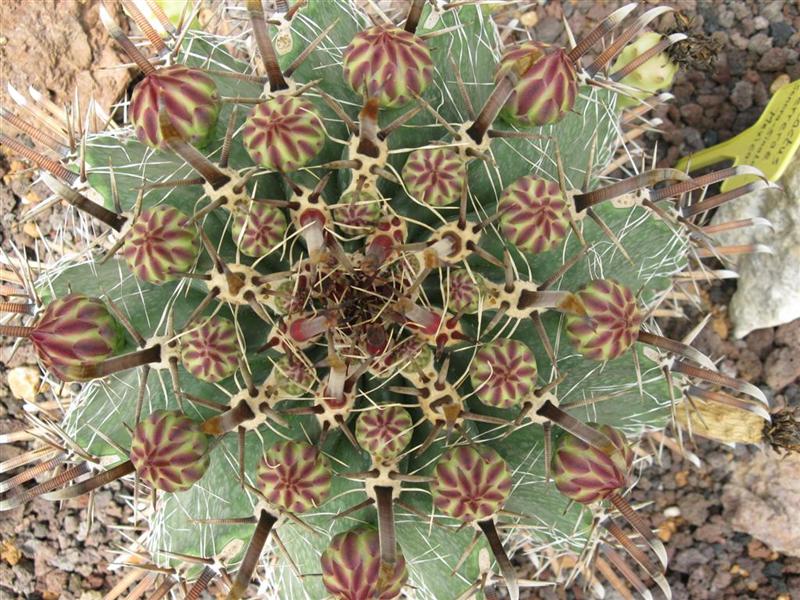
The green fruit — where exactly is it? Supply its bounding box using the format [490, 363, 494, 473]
[611, 32, 678, 108]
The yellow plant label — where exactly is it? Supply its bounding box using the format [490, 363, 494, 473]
[676, 79, 800, 192]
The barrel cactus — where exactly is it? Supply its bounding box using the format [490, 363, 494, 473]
[0, 1, 771, 598]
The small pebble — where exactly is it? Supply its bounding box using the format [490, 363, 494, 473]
[770, 21, 795, 46]
[730, 80, 754, 110]
[748, 32, 773, 55]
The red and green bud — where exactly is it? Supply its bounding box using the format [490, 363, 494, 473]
[26, 294, 124, 369]
[431, 445, 512, 523]
[231, 203, 288, 257]
[499, 176, 570, 254]
[552, 423, 633, 504]
[342, 26, 433, 108]
[131, 65, 221, 149]
[271, 270, 312, 315]
[180, 316, 239, 383]
[320, 527, 408, 600]
[469, 338, 537, 410]
[129, 410, 211, 493]
[121, 205, 200, 284]
[401, 147, 466, 207]
[446, 270, 487, 315]
[243, 95, 325, 172]
[372, 335, 432, 378]
[497, 42, 578, 127]
[272, 354, 316, 397]
[355, 406, 413, 463]
[333, 190, 383, 233]
[256, 440, 331, 514]
[564, 279, 642, 361]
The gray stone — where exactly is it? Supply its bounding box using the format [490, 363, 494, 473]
[718, 9, 735, 28]
[710, 154, 800, 337]
[771, 22, 796, 46]
[763, 0, 785, 22]
[753, 16, 769, 30]
[748, 33, 773, 55]
[730, 80, 754, 110]
[758, 48, 788, 72]
[764, 346, 800, 390]
[536, 17, 562, 44]
[722, 450, 800, 557]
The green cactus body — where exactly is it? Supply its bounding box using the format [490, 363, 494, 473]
[28, 294, 124, 369]
[131, 64, 220, 149]
[129, 410, 210, 493]
[3, 1, 744, 597]
[552, 424, 633, 504]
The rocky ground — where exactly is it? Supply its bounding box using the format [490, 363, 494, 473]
[2, 1, 800, 599]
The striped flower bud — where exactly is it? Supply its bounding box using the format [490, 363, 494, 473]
[470, 338, 537, 409]
[243, 95, 325, 172]
[552, 424, 633, 504]
[29, 294, 124, 369]
[180, 316, 239, 383]
[402, 147, 466, 207]
[498, 42, 578, 127]
[131, 65, 220, 149]
[431, 445, 512, 523]
[231, 203, 288, 257]
[342, 26, 433, 108]
[355, 405, 413, 463]
[129, 410, 210, 493]
[499, 176, 570, 254]
[565, 279, 642, 361]
[121, 205, 200, 284]
[321, 527, 408, 600]
[256, 440, 331, 514]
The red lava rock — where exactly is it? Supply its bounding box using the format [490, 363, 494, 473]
[736, 348, 763, 382]
[764, 346, 800, 390]
[679, 492, 713, 527]
[695, 518, 731, 544]
[746, 327, 776, 358]
[723, 451, 800, 558]
[775, 319, 800, 348]
[680, 103, 705, 126]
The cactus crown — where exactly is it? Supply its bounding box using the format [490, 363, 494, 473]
[0, 1, 769, 598]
